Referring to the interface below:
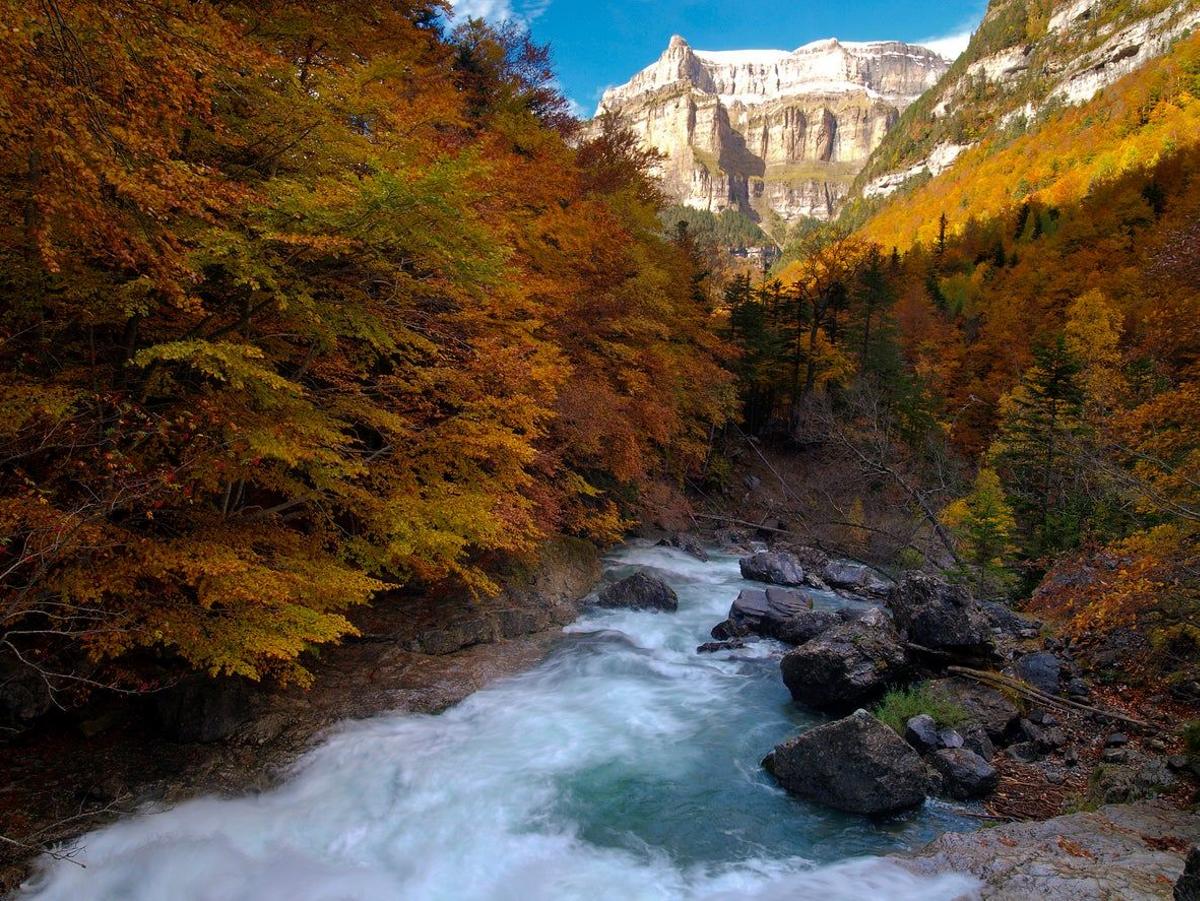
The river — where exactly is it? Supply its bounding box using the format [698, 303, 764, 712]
[22, 542, 979, 900]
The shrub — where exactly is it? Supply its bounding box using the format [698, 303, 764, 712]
[874, 683, 969, 734]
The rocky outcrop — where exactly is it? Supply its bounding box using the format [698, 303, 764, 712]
[596, 36, 948, 223]
[595, 571, 679, 612]
[764, 709, 928, 814]
[886, 573, 995, 661]
[739, 551, 807, 586]
[899, 802, 1200, 899]
[779, 607, 907, 711]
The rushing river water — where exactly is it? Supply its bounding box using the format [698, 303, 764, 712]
[23, 543, 980, 900]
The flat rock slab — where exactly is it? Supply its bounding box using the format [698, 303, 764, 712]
[898, 801, 1200, 899]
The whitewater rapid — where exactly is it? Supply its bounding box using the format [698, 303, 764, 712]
[22, 543, 978, 900]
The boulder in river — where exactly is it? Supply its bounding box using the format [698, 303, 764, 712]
[655, 533, 709, 562]
[696, 639, 746, 654]
[595, 572, 678, 612]
[779, 607, 908, 712]
[739, 551, 806, 587]
[929, 748, 999, 800]
[885, 573, 995, 661]
[821, 560, 894, 597]
[764, 709, 928, 815]
[773, 609, 842, 645]
[728, 586, 810, 633]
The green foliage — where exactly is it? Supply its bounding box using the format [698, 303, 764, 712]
[943, 468, 1017, 598]
[874, 683, 969, 735]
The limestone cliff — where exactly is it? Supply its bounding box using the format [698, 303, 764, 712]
[595, 36, 949, 224]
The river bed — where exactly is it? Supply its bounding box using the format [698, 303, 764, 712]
[22, 542, 979, 900]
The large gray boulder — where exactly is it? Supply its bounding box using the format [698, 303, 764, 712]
[1009, 650, 1063, 696]
[779, 607, 908, 711]
[773, 609, 842, 645]
[739, 551, 806, 587]
[595, 572, 678, 612]
[764, 710, 928, 815]
[886, 572, 995, 660]
[929, 747, 999, 799]
[822, 559, 894, 597]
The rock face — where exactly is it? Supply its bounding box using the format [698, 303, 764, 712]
[595, 572, 678, 612]
[899, 801, 1200, 899]
[929, 748, 999, 799]
[779, 607, 907, 711]
[764, 709, 928, 814]
[595, 36, 949, 223]
[886, 573, 995, 660]
[739, 551, 807, 586]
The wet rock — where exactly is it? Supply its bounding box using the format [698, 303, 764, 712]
[727, 587, 811, 637]
[885, 573, 995, 661]
[773, 609, 841, 645]
[962, 725, 996, 761]
[927, 676, 1020, 741]
[656, 533, 709, 562]
[764, 710, 927, 815]
[929, 748, 999, 799]
[739, 551, 806, 587]
[1176, 846, 1200, 901]
[697, 639, 746, 654]
[595, 572, 678, 612]
[779, 607, 908, 712]
[905, 714, 941, 753]
[1010, 651, 1063, 696]
[821, 560, 893, 597]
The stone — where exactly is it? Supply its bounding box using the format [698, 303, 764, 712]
[779, 607, 908, 712]
[656, 533, 709, 562]
[152, 677, 253, 744]
[1006, 741, 1046, 763]
[962, 725, 996, 761]
[1042, 726, 1068, 749]
[1065, 676, 1092, 700]
[595, 572, 678, 612]
[1106, 731, 1129, 747]
[764, 710, 928, 815]
[900, 802, 1200, 899]
[739, 551, 807, 587]
[926, 676, 1020, 741]
[939, 728, 965, 749]
[773, 609, 841, 645]
[821, 560, 894, 597]
[1010, 651, 1063, 695]
[885, 573, 995, 660]
[696, 639, 746, 654]
[980, 600, 1042, 636]
[1102, 747, 1131, 764]
[929, 748, 999, 799]
[904, 714, 940, 753]
[1176, 846, 1200, 901]
[726, 587, 812, 638]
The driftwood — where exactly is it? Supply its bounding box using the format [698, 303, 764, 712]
[947, 665, 1153, 730]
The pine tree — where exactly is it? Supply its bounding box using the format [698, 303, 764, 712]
[943, 468, 1017, 598]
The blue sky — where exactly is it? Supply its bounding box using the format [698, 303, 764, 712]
[449, 0, 987, 114]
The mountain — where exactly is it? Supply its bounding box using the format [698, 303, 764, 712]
[595, 36, 949, 226]
[847, 0, 1200, 212]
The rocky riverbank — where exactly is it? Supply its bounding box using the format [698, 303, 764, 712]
[0, 537, 602, 894]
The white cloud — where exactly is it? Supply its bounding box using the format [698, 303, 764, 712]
[917, 29, 974, 60]
[447, 0, 550, 24]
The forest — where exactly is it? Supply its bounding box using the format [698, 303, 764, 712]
[2, 0, 1199, 719]
[0, 1, 733, 698]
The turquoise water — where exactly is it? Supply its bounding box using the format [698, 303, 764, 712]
[22, 542, 979, 900]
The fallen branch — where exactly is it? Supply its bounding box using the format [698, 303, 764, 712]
[947, 666, 1152, 730]
[692, 512, 791, 535]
